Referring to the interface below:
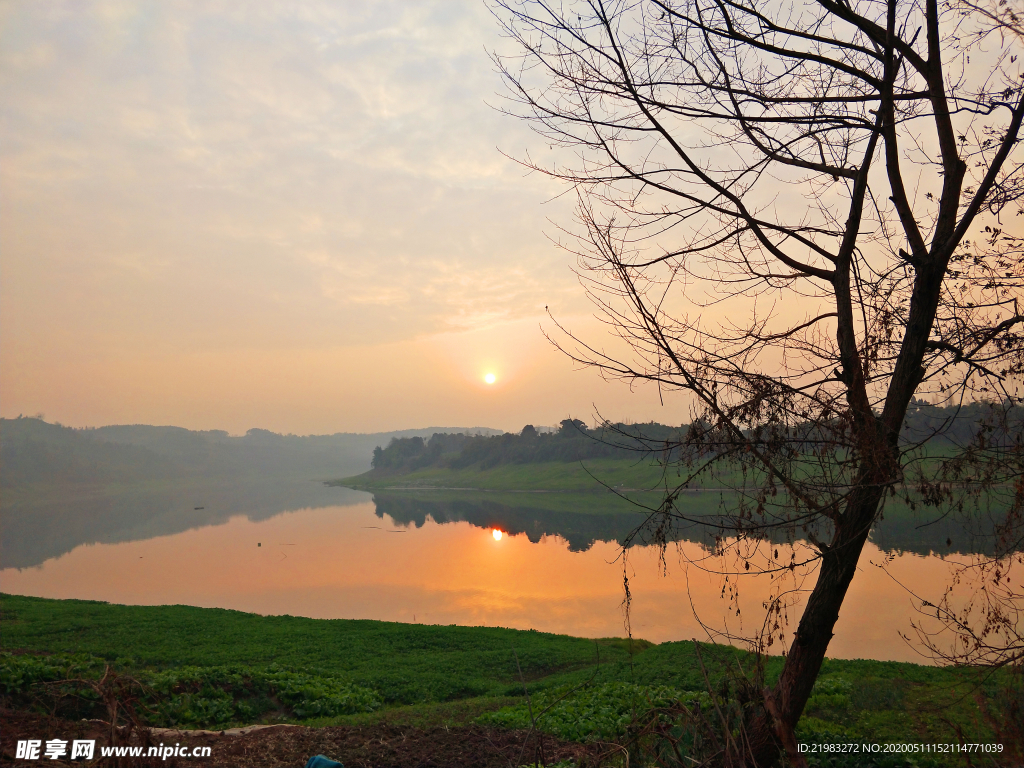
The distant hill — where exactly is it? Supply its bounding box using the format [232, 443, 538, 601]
[0, 418, 502, 489]
[0, 418, 503, 568]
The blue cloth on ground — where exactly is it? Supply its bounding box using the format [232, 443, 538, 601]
[305, 756, 343, 768]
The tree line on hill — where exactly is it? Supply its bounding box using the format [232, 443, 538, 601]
[369, 401, 1023, 475]
[370, 419, 682, 472]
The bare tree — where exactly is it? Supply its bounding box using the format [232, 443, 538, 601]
[491, 0, 1024, 763]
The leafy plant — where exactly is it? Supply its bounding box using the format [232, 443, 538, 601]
[1, 651, 381, 729]
[804, 676, 853, 714]
[0, 651, 103, 695]
[146, 664, 381, 726]
[479, 682, 707, 743]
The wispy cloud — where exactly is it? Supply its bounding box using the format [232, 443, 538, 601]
[1, 0, 579, 355]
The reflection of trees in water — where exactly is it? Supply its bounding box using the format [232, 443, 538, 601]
[372, 492, 1003, 558]
[869, 499, 1006, 557]
[4, 484, 1003, 572]
[373, 492, 655, 552]
[1, 480, 366, 569]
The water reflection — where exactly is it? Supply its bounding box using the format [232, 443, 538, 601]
[371, 490, 1002, 558]
[1, 478, 366, 569]
[3, 477, 1002, 573]
[0, 488, 1004, 662]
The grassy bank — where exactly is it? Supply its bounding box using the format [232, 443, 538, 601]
[0, 593, 643, 704]
[334, 452, 968, 496]
[336, 457, 704, 493]
[1, 594, 1017, 765]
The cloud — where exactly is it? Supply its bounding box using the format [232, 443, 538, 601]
[1, 0, 582, 363]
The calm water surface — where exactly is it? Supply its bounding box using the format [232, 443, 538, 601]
[1, 484, 987, 663]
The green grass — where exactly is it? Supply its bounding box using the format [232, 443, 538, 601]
[335, 453, 929, 494]
[1, 594, 1018, 765]
[342, 454, 900, 494]
[336, 458, 693, 493]
[0, 593, 640, 705]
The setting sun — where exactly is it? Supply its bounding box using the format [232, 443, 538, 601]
[484, 373, 497, 384]
[492, 529, 502, 541]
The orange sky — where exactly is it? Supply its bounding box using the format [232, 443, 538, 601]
[0, 2, 700, 434]
[2, 3, 1019, 436]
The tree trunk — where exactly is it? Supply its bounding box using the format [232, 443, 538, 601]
[748, 480, 889, 766]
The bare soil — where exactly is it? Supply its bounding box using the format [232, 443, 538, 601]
[0, 709, 610, 767]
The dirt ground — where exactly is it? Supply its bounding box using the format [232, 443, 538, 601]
[0, 709, 611, 768]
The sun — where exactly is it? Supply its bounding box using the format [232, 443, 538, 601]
[492, 529, 503, 541]
[484, 373, 497, 385]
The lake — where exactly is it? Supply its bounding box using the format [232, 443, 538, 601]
[0, 479, 1000, 663]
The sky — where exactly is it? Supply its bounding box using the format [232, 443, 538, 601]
[0, 0, 691, 435]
